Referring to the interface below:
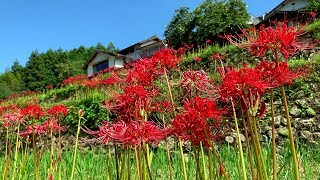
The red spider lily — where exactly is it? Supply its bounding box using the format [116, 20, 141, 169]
[184, 97, 222, 120]
[310, 12, 317, 17]
[151, 48, 181, 69]
[181, 70, 218, 96]
[108, 85, 159, 121]
[176, 47, 186, 55]
[206, 39, 212, 44]
[126, 59, 160, 86]
[41, 119, 65, 132]
[99, 72, 125, 86]
[239, 89, 267, 117]
[172, 97, 222, 147]
[46, 85, 53, 89]
[193, 56, 202, 62]
[219, 67, 269, 102]
[0, 104, 20, 116]
[88, 121, 171, 147]
[150, 101, 172, 113]
[20, 119, 64, 137]
[210, 53, 225, 60]
[62, 75, 87, 86]
[47, 105, 68, 117]
[20, 105, 44, 120]
[20, 124, 45, 136]
[1, 113, 24, 128]
[255, 60, 305, 88]
[84, 121, 112, 143]
[110, 121, 171, 147]
[82, 79, 99, 88]
[226, 20, 315, 59]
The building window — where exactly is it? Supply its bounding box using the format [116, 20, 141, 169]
[93, 60, 108, 74]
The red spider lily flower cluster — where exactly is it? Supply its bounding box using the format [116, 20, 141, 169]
[126, 59, 160, 86]
[87, 120, 171, 147]
[46, 84, 53, 89]
[20, 119, 64, 137]
[193, 56, 202, 62]
[99, 72, 124, 86]
[255, 60, 305, 87]
[206, 39, 212, 44]
[219, 67, 269, 102]
[107, 85, 159, 121]
[62, 75, 87, 86]
[151, 48, 181, 70]
[20, 105, 44, 120]
[0, 104, 20, 116]
[211, 53, 225, 60]
[172, 97, 222, 147]
[226, 21, 315, 59]
[181, 70, 218, 95]
[47, 105, 68, 118]
[1, 113, 24, 128]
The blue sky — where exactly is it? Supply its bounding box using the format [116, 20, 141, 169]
[0, 0, 282, 73]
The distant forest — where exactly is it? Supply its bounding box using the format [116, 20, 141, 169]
[0, 42, 118, 99]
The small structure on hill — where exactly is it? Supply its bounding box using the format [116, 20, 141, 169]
[84, 50, 126, 77]
[255, 0, 311, 26]
[119, 35, 164, 62]
[85, 35, 164, 77]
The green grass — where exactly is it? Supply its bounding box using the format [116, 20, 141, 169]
[1, 143, 320, 179]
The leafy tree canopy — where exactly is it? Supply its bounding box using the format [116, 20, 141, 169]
[164, 0, 250, 48]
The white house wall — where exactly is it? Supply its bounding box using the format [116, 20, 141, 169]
[114, 59, 124, 67]
[87, 52, 124, 77]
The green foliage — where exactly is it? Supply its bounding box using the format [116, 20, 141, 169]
[63, 98, 108, 129]
[164, 0, 249, 48]
[0, 81, 13, 99]
[307, 19, 320, 40]
[308, 0, 320, 12]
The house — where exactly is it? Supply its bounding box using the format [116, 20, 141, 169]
[119, 35, 164, 61]
[255, 0, 311, 26]
[85, 50, 126, 77]
[85, 35, 164, 77]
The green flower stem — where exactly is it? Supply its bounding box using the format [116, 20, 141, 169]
[161, 115, 173, 180]
[241, 110, 256, 180]
[11, 123, 21, 180]
[127, 148, 131, 180]
[142, 146, 153, 180]
[280, 85, 300, 180]
[134, 147, 142, 180]
[231, 100, 247, 180]
[178, 139, 188, 180]
[252, 116, 268, 179]
[193, 145, 201, 180]
[114, 145, 120, 180]
[200, 142, 207, 180]
[207, 148, 214, 180]
[49, 124, 54, 179]
[2, 128, 10, 180]
[204, 130, 229, 180]
[246, 111, 264, 180]
[270, 90, 278, 180]
[70, 114, 82, 180]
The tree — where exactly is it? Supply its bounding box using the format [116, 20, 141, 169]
[106, 42, 118, 53]
[309, 0, 320, 12]
[164, 7, 196, 48]
[164, 0, 250, 49]
[11, 59, 25, 90]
